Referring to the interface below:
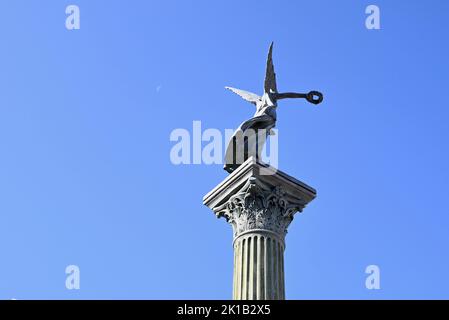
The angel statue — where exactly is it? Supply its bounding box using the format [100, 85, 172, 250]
[223, 42, 324, 173]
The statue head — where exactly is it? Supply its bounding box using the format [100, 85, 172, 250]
[261, 92, 278, 108]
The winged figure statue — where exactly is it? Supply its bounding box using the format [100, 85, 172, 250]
[224, 42, 323, 173]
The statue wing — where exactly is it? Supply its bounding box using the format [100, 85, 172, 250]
[264, 42, 278, 94]
[225, 87, 261, 106]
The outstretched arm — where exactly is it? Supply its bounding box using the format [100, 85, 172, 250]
[276, 92, 307, 99]
[276, 91, 323, 105]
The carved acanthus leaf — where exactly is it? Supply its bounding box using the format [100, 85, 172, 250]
[213, 178, 306, 238]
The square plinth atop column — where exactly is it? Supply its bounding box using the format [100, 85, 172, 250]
[203, 157, 316, 214]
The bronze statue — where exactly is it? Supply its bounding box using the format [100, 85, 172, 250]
[224, 42, 323, 173]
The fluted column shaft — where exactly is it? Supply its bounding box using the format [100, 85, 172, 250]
[233, 231, 285, 300]
[203, 158, 316, 301]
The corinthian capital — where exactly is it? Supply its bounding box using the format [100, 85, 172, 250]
[203, 157, 316, 240]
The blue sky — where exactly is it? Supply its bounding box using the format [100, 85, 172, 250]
[1, 0, 449, 299]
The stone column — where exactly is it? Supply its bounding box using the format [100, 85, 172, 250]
[203, 157, 316, 300]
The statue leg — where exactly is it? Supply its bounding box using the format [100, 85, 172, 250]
[224, 115, 275, 173]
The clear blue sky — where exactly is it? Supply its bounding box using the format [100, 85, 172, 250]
[1, 0, 449, 299]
